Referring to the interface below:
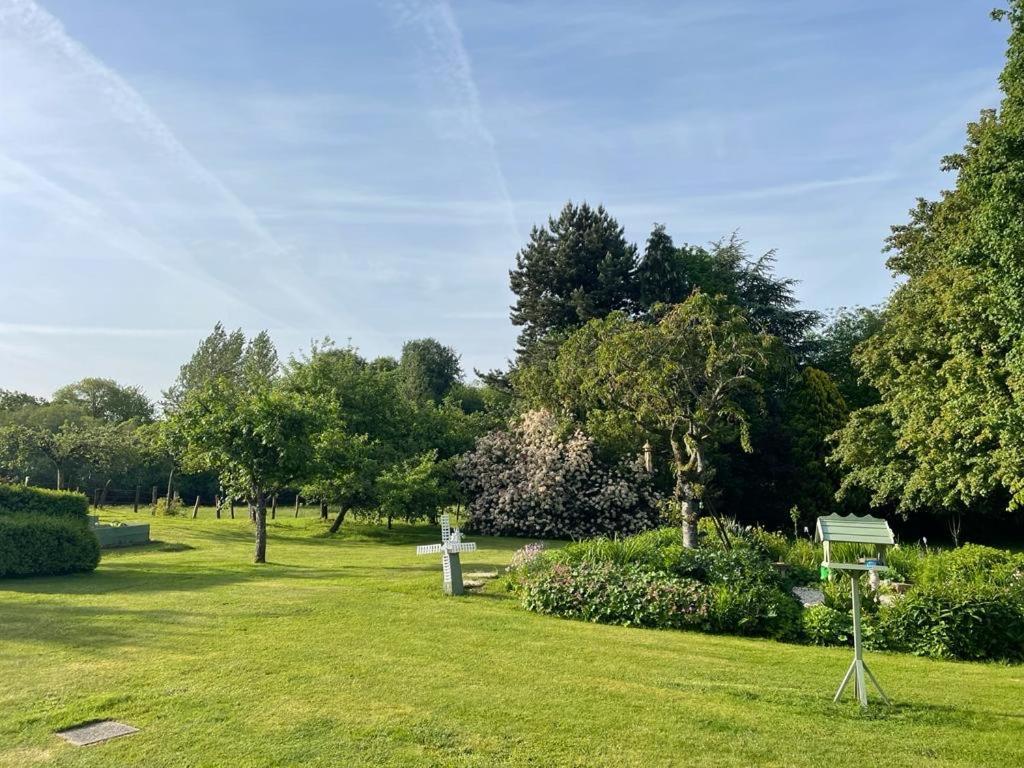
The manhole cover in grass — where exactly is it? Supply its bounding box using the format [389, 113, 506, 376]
[57, 720, 138, 746]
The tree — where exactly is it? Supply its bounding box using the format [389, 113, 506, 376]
[804, 307, 884, 410]
[162, 323, 246, 412]
[832, 5, 1024, 516]
[52, 378, 154, 424]
[398, 338, 462, 403]
[509, 201, 637, 357]
[0, 417, 119, 491]
[780, 367, 848, 521]
[0, 390, 45, 413]
[457, 410, 660, 538]
[553, 293, 771, 547]
[170, 378, 322, 562]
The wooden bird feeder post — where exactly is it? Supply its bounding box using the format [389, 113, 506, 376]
[815, 513, 895, 708]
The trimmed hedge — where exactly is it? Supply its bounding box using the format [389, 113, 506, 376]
[0, 514, 100, 577]
[0, 483, 90, 521]
[0, 484, 98, 577]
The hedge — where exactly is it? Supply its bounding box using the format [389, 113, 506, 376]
[0, 483, 90, 521]
[0, 514, 100, 577]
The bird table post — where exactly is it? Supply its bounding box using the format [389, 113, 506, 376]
[416, 513, 478, 595]
[815, 513, 894, 708]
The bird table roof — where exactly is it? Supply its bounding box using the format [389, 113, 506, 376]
[814, 514, 894, 546]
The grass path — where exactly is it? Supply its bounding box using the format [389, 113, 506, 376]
[1, 512, 1022, 767]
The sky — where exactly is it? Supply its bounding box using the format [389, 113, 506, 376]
[0, 0, 1009, 399]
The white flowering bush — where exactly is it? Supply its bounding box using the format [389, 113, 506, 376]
[456, 410, 660, 538]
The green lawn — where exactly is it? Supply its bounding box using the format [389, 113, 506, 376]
[1, 513, 1022, 767]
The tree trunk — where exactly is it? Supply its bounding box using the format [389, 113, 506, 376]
[215, 495, 222, 519]
[253, 489, 267, 564]
[294, 495, 301, 518]
[271, 494, 277, 520]
[192, 495, 201, 519]
[55, 466, 62, 491]
[387, 514, 393, 530]
[165, 467, 175, 509]
[133, 484, 140, 514]
[670, 435, 699, 549]
[230, 499, 235, 519]
[319, 499, 328, 520]
[328, 506, 348, 534]
[99, 479, 111, 508]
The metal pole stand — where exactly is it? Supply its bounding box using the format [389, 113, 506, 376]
[834, 574, 890, 707]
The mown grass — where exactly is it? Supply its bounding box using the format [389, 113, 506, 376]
[1, 511, 1022, 767]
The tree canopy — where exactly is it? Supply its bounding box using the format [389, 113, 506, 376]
[831, 4, 1024, 515]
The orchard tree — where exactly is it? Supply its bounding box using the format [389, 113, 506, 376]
[53, 378, 154, 424]
[554, 293, 771, 547]
[510, 201, 637, 357]
[170, 378, 322, 563]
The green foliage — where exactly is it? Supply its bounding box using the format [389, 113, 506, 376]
[0, 513, 100, 577]
[802, 604, 853, 646]
[878, 582, 1024, 662]
[0, 482, 89, 520]
[521, 526, 805, 641]
[832, 4, 1024, 516]
[152, 496, 182, 517]
[398, 338, 462, 404]
[509, 201, 637, 357]
[375, 451, 446, 525]
[520, 561, 710, 630]
[552, 293, 771, 543]
[51, 378, 154, 424]
[914, 544, 1024, 588]
[804, 306, 884, 410]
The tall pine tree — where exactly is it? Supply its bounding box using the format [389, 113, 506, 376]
[509, 202, 636, 358]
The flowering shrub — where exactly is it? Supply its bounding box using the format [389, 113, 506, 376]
[520, 561, 710, 630]
[457, 410, 660, 538]
[508, 541, 547, 571]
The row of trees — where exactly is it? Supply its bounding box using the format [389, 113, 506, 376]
[5, 4, 1021, 559]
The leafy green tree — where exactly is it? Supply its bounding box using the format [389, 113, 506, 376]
[781, 367, 848, 521]
[398, 338, 462, 403]
[163, 323, 246, 411]
[0, 390, 45, 412]
[832, 4, 1024, 515]
[52, 378, 154, 424]
[804, 307, 884, 410]
[553, 293, 771, 547]
[170, 377, 323, 562]
[510, 201, 637, 357]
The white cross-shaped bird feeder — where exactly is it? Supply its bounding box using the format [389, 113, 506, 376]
[416, 514, 477, 595]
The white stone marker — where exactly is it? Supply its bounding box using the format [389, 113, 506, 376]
[416, 513, 477, 595]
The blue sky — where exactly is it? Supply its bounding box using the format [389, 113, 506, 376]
[0, 0, 1008, 398]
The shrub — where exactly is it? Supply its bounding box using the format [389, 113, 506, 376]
[0, 483, 89, 521]
[153, 497, 182, 517]
[0, 514, 100, 577]
[458, 410, 661, 539]
[803, 604, 853, 646]
[519, 561, 710, 630]
[708, 582, 804, 641]
[914, 544, 1024, 588]
[877, 581, 1024, 661]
